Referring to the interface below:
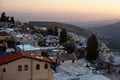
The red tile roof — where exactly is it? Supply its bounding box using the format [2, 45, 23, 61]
[0, 52, 51, 65]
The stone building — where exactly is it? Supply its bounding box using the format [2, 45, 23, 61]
[0, 52, 53, 80]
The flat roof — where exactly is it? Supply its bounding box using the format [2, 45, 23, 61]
[17, 44, 40, 51]
[54, 73, 110, 80]
[58, 63, 92, 76]
[54, 73, 79, 80]
[80, 74, 110, 80]
[17, 44, 58, 51]
[6, 48, 15, 52]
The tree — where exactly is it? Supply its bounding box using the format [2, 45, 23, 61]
[75, 47, 86, 59]
[5, 38, 16, 48]
[86, 34, 99, 62]
[47, 28, 54, 35]
[10, 17, 15, 24]
[54, 26, 58, 36]
[6, 16, 9, 22]
[0, 12, 6, 22]
[38, 39, 45, 47]
[0, 12, 15, 24]
[64, 41, 75, 54]
[59, 28, 67, 44]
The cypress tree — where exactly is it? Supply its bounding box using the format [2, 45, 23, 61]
[10, 17, 15, 24]
[86, 34, 99, 62]
[64, 41, 75, 54]
[0, 12, 6, 22]
[54, 26, 58, 36]
[47, 28, 54, 35]
[59, 28, 67, 44]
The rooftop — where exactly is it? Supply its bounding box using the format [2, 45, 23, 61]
[54, 73, 79, 80]
[80, 74, 111, 80]
[0, 31, 11, 36]
[16, 44, 58, 51]
[57, 53, 77, 61]
[99, 52, 120, 65]
[16, 29, 31, 34]
[57, 62, 92, 76]
[16, 44, 40, 51]
[0, 51, 51, 65]
[54, 72, 110, 80]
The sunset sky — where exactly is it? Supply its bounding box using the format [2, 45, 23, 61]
[0, 0, 120, 24]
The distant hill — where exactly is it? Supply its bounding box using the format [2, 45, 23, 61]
[83, 19, 119, 28]
[88, 21, 120, 49]
[29, 21, 92, 38]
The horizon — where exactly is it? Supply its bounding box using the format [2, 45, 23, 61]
[1, 0, 120, 27]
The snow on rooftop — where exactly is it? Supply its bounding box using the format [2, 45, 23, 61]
[80, 74, 111, 80]
[54, 72, 110, 80]
[16, 34, 23, 38]
[6, 48, 15, 52]
[58, 62, 92, 76]
[111, 52, 120, 65]
[49, 57, 54, 60]
[54, 73, 79, 80]
[17, 44, 58, 51]
[17, 44, 40, 51]
[15, 34, 31, 38]
[39, 47, 58, 50]
[52, 49, 59, 52]
[76, 59, 89, 67]
[100, 52, 120, 65]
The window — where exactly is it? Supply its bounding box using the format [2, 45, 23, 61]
[72, 60, 75, 63]
[62, 60, 64, 63]
[44, 63, 48, 69]
[36, 64, 40, 70]
[18, 65, 22, 71]
[3, 68, 6, 72]
[24, 65, 28, 71]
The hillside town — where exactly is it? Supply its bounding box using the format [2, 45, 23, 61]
[0, 12, 120, 80]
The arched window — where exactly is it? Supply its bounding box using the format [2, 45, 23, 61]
[72, 60, 75, 63]
[24, 65, 28, 71]
[18, 65, 22, 71]
[3, 68, 6, 72]
[62, 60, 64, 63]
[36, 64, 40, 70]
[44, 63, 48, 69]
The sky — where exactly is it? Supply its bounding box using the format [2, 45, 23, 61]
[0, 0, 120, 25]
